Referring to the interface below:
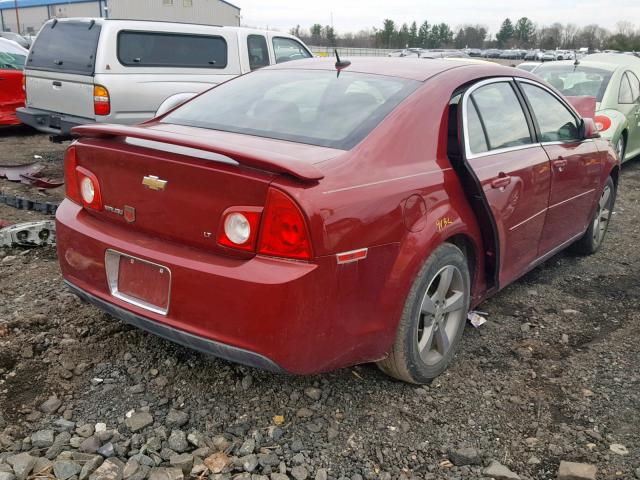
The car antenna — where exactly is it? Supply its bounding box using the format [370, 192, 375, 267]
[334, 49, 351, 73]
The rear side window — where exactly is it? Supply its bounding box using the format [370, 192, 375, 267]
[520, 83, 580, 142]
[272, 37, 311, 64]
[619, 73, 634, 104]
[162, 70, 419, 150]
[468, 82, 532, 153]
[628, 71, 640, 102]
[247, 34, 269, 70]
[28, 21, 101, 75]
[118, 31, 227, 68]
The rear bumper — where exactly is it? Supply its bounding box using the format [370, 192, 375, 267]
[16, 107, 93, 136]
[65, 280, 284, 372]
[56, 200, 401, 374]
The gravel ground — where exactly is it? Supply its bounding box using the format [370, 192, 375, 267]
[0, 129, 638, 480]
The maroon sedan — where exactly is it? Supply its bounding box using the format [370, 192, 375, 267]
[57, 58, 618, 383]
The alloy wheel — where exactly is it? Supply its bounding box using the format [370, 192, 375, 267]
[592, 184, 613, 246]
[417, 265, 466, 365]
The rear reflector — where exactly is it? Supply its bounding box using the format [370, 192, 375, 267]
[336, 248, 368, 264]
[94, 84, 110, 116]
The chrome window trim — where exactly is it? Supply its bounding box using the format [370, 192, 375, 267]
[105, 249, 172, 316]
[461, 77, 535, 160]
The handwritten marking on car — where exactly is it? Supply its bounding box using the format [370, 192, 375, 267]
[436, 217, 454, 231]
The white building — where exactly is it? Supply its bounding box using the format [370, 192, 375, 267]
[0, 0, 241, 35]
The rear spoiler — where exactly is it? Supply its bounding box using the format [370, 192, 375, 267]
[71, 124, 324, 182]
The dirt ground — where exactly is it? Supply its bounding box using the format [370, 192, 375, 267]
[0, 127, 639, 480]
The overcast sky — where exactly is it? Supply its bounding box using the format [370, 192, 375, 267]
[237, 0, 640, 37]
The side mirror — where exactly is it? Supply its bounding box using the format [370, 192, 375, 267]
[581, 118, 600, 140]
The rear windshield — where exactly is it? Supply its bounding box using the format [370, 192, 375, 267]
[118, 31, 228, 68]
[28, 21, 100, 75]
[162, 70, 420, 149]
[534, 65, 613, 101]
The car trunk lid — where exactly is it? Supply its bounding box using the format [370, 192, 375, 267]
[71, 125, 342, 255]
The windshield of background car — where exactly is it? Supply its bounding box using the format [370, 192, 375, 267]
[162, 70, 421, 150]
[534, 65, 613, 101]
[0, 50, 26, 70]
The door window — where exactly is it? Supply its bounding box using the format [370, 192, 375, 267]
[118, 31, 227, 68]
[467, 81, 532, 154]
[619, 73, 634, 104]
[272, 37, 312, 64]
[520, 83, 580, 142]
[247, 34, 269, 70]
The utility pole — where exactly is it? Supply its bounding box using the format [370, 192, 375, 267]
[14, 0, 21, 35]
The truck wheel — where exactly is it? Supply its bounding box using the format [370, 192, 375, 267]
[573, 176, 616, 255]
[377, 243, 470, 384]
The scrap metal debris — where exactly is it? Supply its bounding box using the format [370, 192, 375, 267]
[0, 220, 56, 247]
[0, 162, 45, 181]
[20, 173, 64, 189]
[0, 192, 59, 214]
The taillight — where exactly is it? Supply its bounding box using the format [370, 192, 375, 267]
[258, 188, 312, 260]
[64, 146, 81, 204]
[75, 167, 103, 210]
[63, 146, 103, 210]
[22, 75, 26, 92]
[94, 85, 110, 116]
[217, 208, 261, 252]
[594, 115, 611, 132]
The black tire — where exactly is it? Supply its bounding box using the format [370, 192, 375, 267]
[377, 243, 471, 384]
[573, 176, 616, 255]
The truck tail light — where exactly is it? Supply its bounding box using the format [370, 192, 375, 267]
[94, 85, 110, 116]
[258, 188, 312, 260]
[63, 146, 103, 210]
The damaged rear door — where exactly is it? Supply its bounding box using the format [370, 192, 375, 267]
[451, 78, 552, 290]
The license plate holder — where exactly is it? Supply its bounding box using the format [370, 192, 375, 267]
[105, 250, 171, 315]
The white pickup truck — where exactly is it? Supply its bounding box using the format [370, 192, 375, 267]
[17, 18, 313, 136]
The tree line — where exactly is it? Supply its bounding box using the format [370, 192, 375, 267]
[290, 19, 640, 51]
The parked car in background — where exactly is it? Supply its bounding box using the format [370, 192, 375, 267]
[541, 51, 557, 62]
[420, 49, 469, 59]
[533, 53, 640, 162]
[525, 50, 543, 61]
[554, 50, 575, 60]
[0, 31, 30, 49]
[17, 18, 312, 137]
[500, 49, 526, 60]
[388, 48, 422, 58]
[484, 49, 502, 58]
[57, 57, 618, 383]
[516, 61, 542, 72]
[466, 48, 482, 57]
[0, 38, 27, 126]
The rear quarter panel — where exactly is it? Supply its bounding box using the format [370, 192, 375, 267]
[273, 67, 499, 359]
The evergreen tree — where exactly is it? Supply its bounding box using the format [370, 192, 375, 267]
[496, 18, 514, 47]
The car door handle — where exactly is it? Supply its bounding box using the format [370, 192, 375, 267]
[491, 175, 512, 189]
[52, 81, 62, 87]
[553, 158, 567, 171]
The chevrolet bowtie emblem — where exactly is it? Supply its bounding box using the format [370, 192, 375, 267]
[142, 175, 167, 191]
